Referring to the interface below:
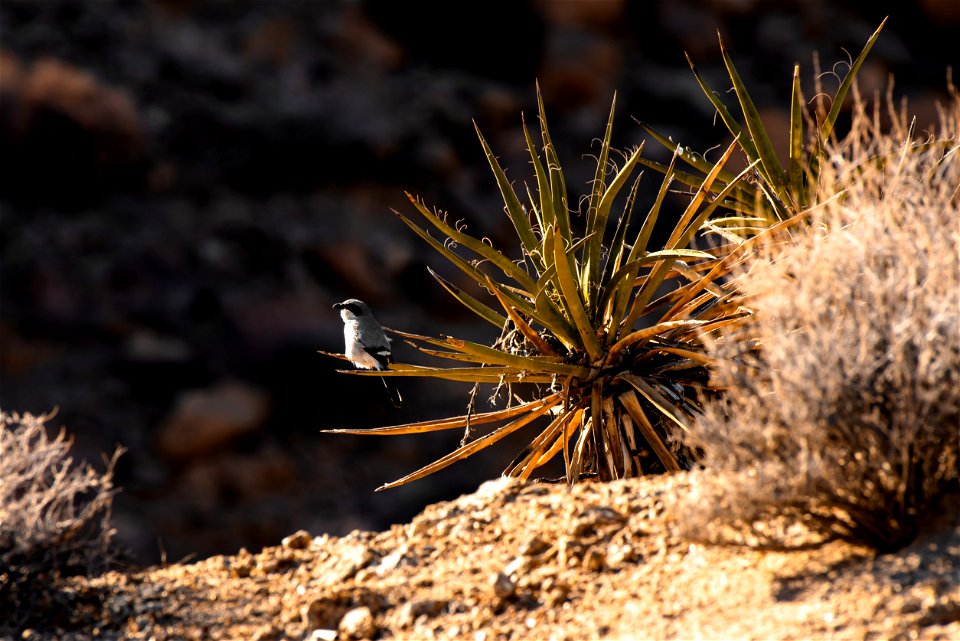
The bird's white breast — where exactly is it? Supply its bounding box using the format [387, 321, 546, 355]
[344, 320, 382, 369]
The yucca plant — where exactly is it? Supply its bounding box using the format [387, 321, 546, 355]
[325, 88, 768, 491]
[636, 19, 888, 231]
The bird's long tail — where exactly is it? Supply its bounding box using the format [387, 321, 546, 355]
[379, 375, 403, 408]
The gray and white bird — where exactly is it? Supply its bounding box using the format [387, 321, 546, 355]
[333, 298, 402, 406]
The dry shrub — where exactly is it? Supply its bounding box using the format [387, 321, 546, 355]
[0, 410, 123, 630]
[683, 90, 960, 551]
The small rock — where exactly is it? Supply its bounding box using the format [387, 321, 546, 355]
[156, 382, 271, 460]
[545, 583, 571, 607]
[572, 506, 626, 536]
[302, 598, 334, 629]
[519, 535, 550, 557]
[308, 630, 338, 641]
[582, 547, 606, 573]
[491, 572, 515, 599]
[557, 537, 580, 568]
[251, 625, 281, 641]
[395, 600, 446, 628]
[503, 555, 531, 579]
[282, 530, 312, 550]
[377, 545, 411, 574]
[229, 558, 252, 578]
[606, 544, 634, 568]
[339, 606, 376, 640]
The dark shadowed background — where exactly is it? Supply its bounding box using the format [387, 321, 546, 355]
[1, 0, 956, 566]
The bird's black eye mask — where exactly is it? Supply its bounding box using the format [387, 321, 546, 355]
[334, 302, 363, 316]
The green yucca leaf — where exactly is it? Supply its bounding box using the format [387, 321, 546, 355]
[532, 224, 584, 347]
[584, 95, 618, 300]
[487, 283, 558, 356]
[326, 392, 563, 436]
[636, 122, 741, 185]
[607, 148, 679, 338]
[788, 64, 805, 201]
[427, 267, 507, 329]
[549, 162, 570, 242]
[550, 224, 604, 360]
[684, 51, 761, 163]
[439, 335, 591, 377]
[537, 83, 572, 242]
[630, 145, 678, 256]
[620, 255, 685, 337]
[474, 124, 543, 273]
[376, 395, 562, 491]
[600, 171, 642, 286]
[718, 34, 789, 193]
[670, 151, 758, 251]
[408, 343, 587, 378]
[522, 113, 551, 234]
[397, 211, 566, 333]
[532, 281, 579, 351]
[388, 327, 577, 376]
[393, 210, 492, 288]
[820, 17, 888, 143]
[620, 142, 743, 334]
[598, 249, 718, 330]
[634, 157, 759, 213]
[591, 143, 646, 284]
[406, 193, 537, 293]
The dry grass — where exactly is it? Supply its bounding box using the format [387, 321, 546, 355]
[0, 410, 123, 631]
[683, 90, 960, 551]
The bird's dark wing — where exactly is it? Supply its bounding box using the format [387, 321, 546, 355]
[364, 344, 392, 371]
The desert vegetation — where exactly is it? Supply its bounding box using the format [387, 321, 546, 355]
[0, 411, 122, 631]
[326, 18, 960, 555]
[682, 87, 960, 551]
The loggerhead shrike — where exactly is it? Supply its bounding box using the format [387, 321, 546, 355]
[333, 298, 402, 406]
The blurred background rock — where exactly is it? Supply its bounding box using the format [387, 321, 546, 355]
[1, 0, 955, 566]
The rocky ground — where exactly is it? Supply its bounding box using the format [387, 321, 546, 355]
[24, 473, 960, 641]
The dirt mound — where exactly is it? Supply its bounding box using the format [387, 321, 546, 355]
[30, 473, 960, 640]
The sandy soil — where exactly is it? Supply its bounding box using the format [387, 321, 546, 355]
[31, 473, 960, 641]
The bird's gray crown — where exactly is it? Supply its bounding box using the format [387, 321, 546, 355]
[333, 298, 370, 316]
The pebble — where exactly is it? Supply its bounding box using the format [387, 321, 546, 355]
[491, 572, 516, 599]
[582, 547, 606, 573]
[339, 606, 376, 640]
[282, 530, 313, 550]
[395, 599, 446, 628]
[503, 555, 531, 578]
[251, 625, 281, 641]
